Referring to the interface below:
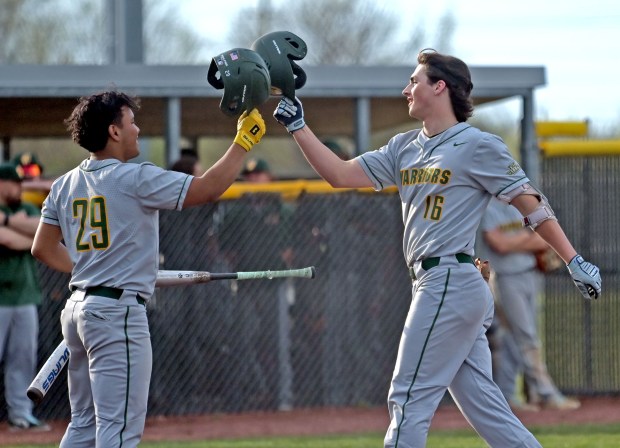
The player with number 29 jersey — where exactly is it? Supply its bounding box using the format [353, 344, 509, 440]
[33, 90, 267, 448]
[42, 159, 191, 298]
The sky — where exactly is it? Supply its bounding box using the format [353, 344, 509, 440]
[179, 0, 620, 132]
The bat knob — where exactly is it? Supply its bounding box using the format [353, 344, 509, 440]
[27, 387, 43, 405]
[310, 266, 317, 278]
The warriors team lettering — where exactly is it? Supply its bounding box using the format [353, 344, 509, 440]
[400, 168, 451, 186]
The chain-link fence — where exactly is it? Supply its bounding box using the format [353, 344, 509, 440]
[540, 155, 620, 394]
[1, 155, 619, 422]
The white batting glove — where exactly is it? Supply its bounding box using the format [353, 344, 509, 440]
[566, 255, 602, 300]
[273, 96, 306, 133]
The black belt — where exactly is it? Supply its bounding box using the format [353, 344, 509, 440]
[408, 253, 474, 280]
[72, 285, 145, 306]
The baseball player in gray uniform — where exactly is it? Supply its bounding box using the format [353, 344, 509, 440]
[31, 90, 266, 447]
[274, 49, 601, 447]
[477, 197, 580, 411]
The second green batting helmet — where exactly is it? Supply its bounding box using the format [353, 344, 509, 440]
[207, 48, 271, 118]
[251, 31, 308, 98]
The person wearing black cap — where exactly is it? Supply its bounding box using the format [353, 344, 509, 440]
[0, 163, 50, 431]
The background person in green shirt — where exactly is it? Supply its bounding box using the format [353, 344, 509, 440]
[0, 162, 49, 431]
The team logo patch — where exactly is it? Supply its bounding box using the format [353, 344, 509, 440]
[506, 161, 521, 175]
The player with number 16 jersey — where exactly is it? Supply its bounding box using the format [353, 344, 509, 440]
[362, 122, 527, 265]
[274, 48, 601, 448]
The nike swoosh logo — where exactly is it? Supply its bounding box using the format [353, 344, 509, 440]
[453, 142, 467, 146]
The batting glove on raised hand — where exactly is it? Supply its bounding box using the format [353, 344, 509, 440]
[234, 109, 266, 152]
[273, 96, 306, 133]
[566, 254, 602, 299]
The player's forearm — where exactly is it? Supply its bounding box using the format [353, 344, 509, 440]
[293, 126, 371, 188]
[184, 144, 246, 207]
[510, 193, 578, 262]
[532, 219, 577, 264]
[31, 241, 73, 273]
[31, 222, 73, 273]
[485, 229, 549, 254]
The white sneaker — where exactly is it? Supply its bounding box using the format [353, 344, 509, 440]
[8, 415, 51, 432]
[540, 395, 581, 411]
[509, 399, 540, 412]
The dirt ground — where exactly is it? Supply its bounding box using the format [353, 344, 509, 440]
[2, 396, 620, 445]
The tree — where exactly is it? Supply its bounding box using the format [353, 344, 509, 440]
[228, 0, 455, 65]
[0, 0, 104, 64]
[142, 0, 211, 64]
[0, 0, 209, 64]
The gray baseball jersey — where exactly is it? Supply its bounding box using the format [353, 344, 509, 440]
[41, 158, 191, 447]
[357, 122, 541, 447]
[358, 122, 528, 264]
[42, 159, 192, 298]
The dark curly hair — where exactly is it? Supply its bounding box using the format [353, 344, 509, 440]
[417, 49, 474, 122]
[64, 90, 140, 152]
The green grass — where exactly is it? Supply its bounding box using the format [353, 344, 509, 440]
[5, 424, 620, 448]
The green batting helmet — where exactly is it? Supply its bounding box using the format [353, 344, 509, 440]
[207, 48, 271, 118]
[251, 31, 308, 98]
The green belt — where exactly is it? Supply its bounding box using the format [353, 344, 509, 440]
[408, 253, 475, 280]
[75, 285, 146, 306]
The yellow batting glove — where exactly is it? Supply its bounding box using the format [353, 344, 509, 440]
[234, 109, 266, 152]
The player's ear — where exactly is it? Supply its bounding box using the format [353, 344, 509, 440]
[435, 80, 447, 95]
[108, 123, 121, 142]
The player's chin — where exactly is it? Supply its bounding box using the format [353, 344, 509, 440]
[406, 103, 417, 118]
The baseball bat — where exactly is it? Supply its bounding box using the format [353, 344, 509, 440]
[155, 266, 316, 286]
[26, 340, 70, 404]
[27, 266, 316, 404]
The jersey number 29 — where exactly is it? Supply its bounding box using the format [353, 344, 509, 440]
[73, 197, 110, 251]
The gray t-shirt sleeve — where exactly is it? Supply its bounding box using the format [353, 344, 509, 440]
[356, 130, 417, 191]
[469, 133, 530, 197]
[134, 163, 193, 211]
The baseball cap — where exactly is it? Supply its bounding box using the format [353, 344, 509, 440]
[0, 163, 22, 182]
[242, 158, 270, 176]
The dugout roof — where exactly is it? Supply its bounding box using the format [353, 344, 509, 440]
[0, 63, 545, 176]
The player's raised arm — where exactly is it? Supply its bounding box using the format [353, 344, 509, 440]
[184, 47, 273, 207]
[273, 96, 372, 189]
[184, 109, 265, 207]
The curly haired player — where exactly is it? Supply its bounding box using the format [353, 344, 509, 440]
[274, 49, 601, 447]
[31, 90, 265, 447]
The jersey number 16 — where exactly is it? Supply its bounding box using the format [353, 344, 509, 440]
[424, 195, 444, 221]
